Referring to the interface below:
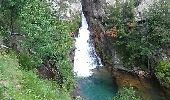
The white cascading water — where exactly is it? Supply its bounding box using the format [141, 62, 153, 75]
[73, 13, 117, 100]
[74, 13, 102, 77]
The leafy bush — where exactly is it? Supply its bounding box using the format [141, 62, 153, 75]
[18, 0, 72, 66]
[0, 0, 79, 92]
[0, 52, 71, 100]
[103, 0, 170, 70]
[17, 0, 76, 91]
[0, 0, 81, 96]
[113, 87, 141, 100]
[0, 0, 25, 43]
[155, 59, 170, 85]
[145, 0, 170, 48]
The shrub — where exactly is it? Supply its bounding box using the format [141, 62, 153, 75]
[17, 0, 75, 91]
[113, 87, 141, 100]
[18, 0, 71, 66]
[145, 0, 170, 48]
[155, 59, 170, 85]
[1, 0, 78, 92]
[103, 0, 170, 70]
[0, 52, 71, 100]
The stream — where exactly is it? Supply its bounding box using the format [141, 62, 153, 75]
[73, 13, 117, 100]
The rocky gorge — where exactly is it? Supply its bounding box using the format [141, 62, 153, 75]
[0, 0, 169, 99]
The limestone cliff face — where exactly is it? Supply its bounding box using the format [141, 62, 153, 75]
[51, 0, 81, 19]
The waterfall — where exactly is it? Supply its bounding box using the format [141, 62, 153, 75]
[74, 13, 102, 77]
[73, 13, 117, 100]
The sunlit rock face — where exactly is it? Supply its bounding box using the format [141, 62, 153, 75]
[106, 0, 116, 5]
[105, 0, 155, 21]
[48, 0, 81, 19]
[135, 0, 155, 21]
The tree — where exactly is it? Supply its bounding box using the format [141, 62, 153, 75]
[18, 0, 74, 90]
[103, 0, 170, 72]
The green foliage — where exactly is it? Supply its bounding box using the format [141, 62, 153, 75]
[16, 0, 75, 91]
[0, 0, 25, 38]
[0, 0, 24, 20]
[104, 0, 170, 69]
[0, 52, 71, 100]
[1, 0, 77, 92]
[121, 0, 135, 21]
[104, 0, 135, 29]
[155, 59, 170, 85]
[145, 0, 170, 47]
[104, 0, 123, 29]
[18, 0, 71, 65]
[17, 53, 33, 70]
[0, 0, 25, 56]
[113, 87, 141, 100]
[68, 14, 81, 32]
[0, 85, 4, 100]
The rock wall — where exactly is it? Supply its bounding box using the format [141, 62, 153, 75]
[50, 0, 81, 19]
[82, 0, 105, 20]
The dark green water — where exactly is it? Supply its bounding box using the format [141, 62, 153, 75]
[76, 68, 118, 100]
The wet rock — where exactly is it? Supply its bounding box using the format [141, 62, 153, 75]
[71, 83, 82, 100]
[37, 66, 56, 79]
[163, 88, 170, 100]
[69, 47, 76, 64]
[37, 61, 63, 85]
[112, 69, 167, 100]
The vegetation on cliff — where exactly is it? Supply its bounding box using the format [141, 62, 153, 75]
[113, 87, 141, 100]
[18, 0, 74, 90]
[0, 0, 79, 99]
[1, 0, 170, 99]
[0, 52, 71, 100]
[104, 0, 170, 79]
[156, 59, 170, 87]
